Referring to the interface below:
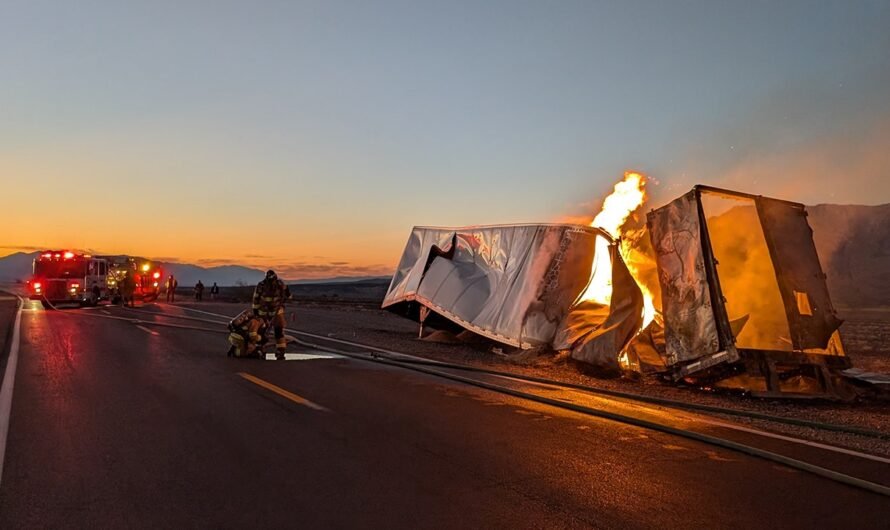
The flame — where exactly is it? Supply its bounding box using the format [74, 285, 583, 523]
[578, 171, 657, 328]
[591, 172, 647, 236]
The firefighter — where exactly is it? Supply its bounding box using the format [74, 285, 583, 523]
[252, 270, 291, 359]
[121, 272, 137, 308]
[165, 275, 178, 302]
[226, 309, 265, 357]
[194, 280, 205, 302]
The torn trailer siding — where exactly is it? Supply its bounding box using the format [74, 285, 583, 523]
[382, 224, 643, 368]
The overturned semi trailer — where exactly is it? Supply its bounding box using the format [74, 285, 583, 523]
[382, 224, 643, 371]
[641, 185, 850, 397]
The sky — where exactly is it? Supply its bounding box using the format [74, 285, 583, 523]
[1, 0, 888, 278]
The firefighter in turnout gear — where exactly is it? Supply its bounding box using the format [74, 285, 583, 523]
[252, 270, 292, 359]
[227, 309, 265, 358]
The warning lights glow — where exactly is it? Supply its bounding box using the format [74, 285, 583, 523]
[152, 272, 161, 279]
[142, 264, 150, 272]
[63, 251, 75, 259]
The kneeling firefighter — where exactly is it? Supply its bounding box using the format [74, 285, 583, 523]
[227, 309, 265, 357]
[252, 269, 292, 359]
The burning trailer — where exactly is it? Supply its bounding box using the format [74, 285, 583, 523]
[638, 185, 849, 397]
[383, 178, 859, 399]
[382, 223, 644, 371]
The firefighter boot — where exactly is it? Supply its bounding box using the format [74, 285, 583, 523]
[274, 326, 287, 360]
[226, 345, 236, 357]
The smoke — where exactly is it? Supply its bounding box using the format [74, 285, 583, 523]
[658, 68, 890, 207]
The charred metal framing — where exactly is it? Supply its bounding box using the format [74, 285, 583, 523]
[683, 185, 849, 398]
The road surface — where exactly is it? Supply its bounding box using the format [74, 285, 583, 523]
[0, 298, 888, 528]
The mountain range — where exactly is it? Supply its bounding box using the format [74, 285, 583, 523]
[1, 202, 887, 306]
[807, 203, 890, 308]
[0, 253, 388, 287]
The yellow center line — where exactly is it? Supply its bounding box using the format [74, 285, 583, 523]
[237, 372, 330, 412]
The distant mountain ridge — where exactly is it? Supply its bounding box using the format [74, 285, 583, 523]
[0, 252, 39, 283]
[1, 202, 887, 306]
[807, 203, 890, 308]
[0, 251, 388, 287]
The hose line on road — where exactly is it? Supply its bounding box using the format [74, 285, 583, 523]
[114, 304, 890, 441]
[37, 297, 226, 335]
[291, 335, 890, 499]
[375, 356, 890, 440]
[31, 301, 890, 496]
[27, 307, 890, 497]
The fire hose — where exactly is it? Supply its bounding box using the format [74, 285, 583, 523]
[30, 298, 890, 497]
[112, 303, 890, 441]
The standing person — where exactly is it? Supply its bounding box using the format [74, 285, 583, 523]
[210, 282, 220, 300]
[252, 270, 291, 360]
[165, 275, 178, 303]
[122, 272, 137, 308]
[195, 280, 204, 302]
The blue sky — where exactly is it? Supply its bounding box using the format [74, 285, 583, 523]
[1, 1, 888, 276]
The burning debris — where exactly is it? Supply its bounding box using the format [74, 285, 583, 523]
[383, 174, 868, 399]
[641, 185, 849, 398]
[381, 222, 643, 366]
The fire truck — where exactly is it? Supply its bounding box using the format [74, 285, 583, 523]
[104, 255, 164, 303]
[26, 251, 163, 308]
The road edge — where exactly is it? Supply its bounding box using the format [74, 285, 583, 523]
[0, 293, 24, 485]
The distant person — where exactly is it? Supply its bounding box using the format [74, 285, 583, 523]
[195, 280, 205, 302]
[210, 282, 220, 300]
[252, 270, 291, 359]
[165, 275, 178, 303]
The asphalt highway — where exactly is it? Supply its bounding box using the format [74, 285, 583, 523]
[0, 299, 888, 528]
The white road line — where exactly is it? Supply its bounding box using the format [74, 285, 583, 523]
[136, 325, 160, 336]
[0, 296, 24, 485]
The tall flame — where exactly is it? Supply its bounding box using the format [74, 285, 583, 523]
[591, 172, 647, 237]
[579, 171, 657, 328]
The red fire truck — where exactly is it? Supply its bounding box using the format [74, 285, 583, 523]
[26, 251, 163, 308]
[104, 255, 164, 303]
